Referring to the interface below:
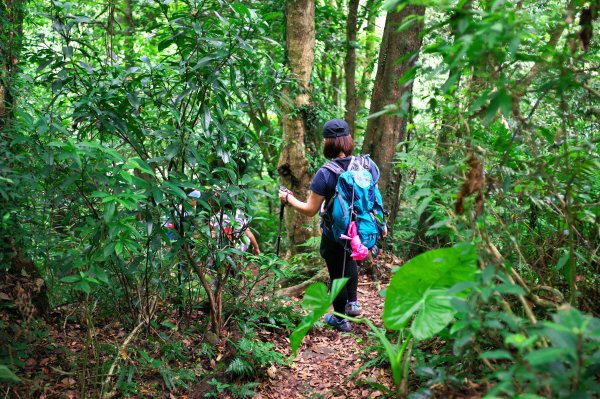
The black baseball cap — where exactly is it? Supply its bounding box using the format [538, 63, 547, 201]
[322, 119, 349, 138]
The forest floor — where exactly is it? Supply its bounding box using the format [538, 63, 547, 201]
[3, 262, 394, 399]
[251, 274, 394, 399]
[3, 254, 485, 398]
[188, 253, 486, 399]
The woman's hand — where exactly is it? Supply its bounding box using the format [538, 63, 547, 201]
[278, 186, 293, 205]
[278, 187, 324, 217]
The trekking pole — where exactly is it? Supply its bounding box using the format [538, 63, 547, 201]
[276, 196, 285, 257]
[342, 183, 357, 279]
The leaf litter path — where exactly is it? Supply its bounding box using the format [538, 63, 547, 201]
[256, 274, 394, 399]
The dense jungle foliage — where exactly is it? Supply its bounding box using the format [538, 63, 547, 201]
[1, 0, 598, 397]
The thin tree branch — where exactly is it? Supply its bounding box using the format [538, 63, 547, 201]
[101, 320, 146, 399]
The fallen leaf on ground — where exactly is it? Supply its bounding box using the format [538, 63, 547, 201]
[61, 377, 76, 386]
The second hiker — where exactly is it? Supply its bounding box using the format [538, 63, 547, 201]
[278, 119, 386, 332]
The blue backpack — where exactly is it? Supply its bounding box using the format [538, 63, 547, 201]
[322, 155, 385, 250]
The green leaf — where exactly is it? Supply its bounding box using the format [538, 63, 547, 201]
[60, 275, 82, 283]
[505, 333, 539, 350]
[75, 279, 91, 294]
[157, 38, 175, 51]
[383, 244, 478, 339]
[231, 3, 250, 17]
[508, 36, 520, 57]
[193, 56, 217, 71]
[79, 61, 94, 74]
[126, 92, 139, 109]
[104, 201, 116, 224]
[301, 282, 329, 311]
[162, 181, 188, 199]
[413, 188, 432, 198]
[525, 348, 567, 366]
[36, 57, 55, 73]
[411, 289, 455, 340]
[146, 220, 153, 236]
[115, 242, 124, 256]
[328, 279, 348, 307]
[484, 92, 502, 126]
[0, 365, 20, 383]
[441, 71, 460, 93]
[498, 89, 512, 119]
[429, 218, 450, 230]
[555, 253, 569, 272]
[480, 350, 513, 360]
[369, 325, 405, 386]
[289, 315, 317, 357]
[77, 141, 124, 162]
[162, 320, 176, 329]
[202, 105, 212, 131]
[62, 45, 73, 58]
[415, 196, 432, 219]
[494, 283, 526, 296]
[290, 278, 348, 356]
[468, 91, 490, 114]
[89, 266, 110, 285]
[103, 242, 116, 257]
[84, 276, 99, 285]
[128, 157, 154, 175]
[152, 188, 164, 204]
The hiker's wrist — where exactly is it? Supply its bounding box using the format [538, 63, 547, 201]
[279, 187, 292, 204]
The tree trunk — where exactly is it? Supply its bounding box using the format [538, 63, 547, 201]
[344, 0, 360, 137]
[278, 0, 317, 254]
[362, 5, 425, 225]
[356, 0, 380, 115]
[436, 1, 472, 164]
[122, 0, 135, 67]
[331, 66, 340, 107]
[0, 0, 24, 130]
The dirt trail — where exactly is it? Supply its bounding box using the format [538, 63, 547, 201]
[256, 274, 394, 399]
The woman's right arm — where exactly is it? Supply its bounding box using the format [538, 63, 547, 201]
[278, 189, 324, 218]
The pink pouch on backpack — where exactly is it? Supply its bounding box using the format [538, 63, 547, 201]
[339, 221, 369, 261]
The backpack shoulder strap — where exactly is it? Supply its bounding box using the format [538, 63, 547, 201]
[322, 160, 346, 177]
[361, 154, 381, 184]
[320, 159, 349, 222]
[360, 155, 370, 169]
[347, 156, 366, 172]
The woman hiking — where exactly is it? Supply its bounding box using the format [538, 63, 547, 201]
[278, 119, 386, 332]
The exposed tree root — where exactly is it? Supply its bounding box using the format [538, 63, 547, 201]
[278, 269, 328, 298]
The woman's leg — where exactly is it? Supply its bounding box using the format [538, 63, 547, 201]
[320, 234, 358, 314]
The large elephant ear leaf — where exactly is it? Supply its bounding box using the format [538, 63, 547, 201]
[383, 243, 478, 340]
[411, 289, 455, 341]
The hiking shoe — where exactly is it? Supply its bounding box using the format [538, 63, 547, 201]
[371, 245, 379, 258]
[345, 301, 361, 317]
[324, 313, 352, 332]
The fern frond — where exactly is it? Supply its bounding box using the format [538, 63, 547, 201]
[229, 382, 260, 398]
[226, 357, 253, 377]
